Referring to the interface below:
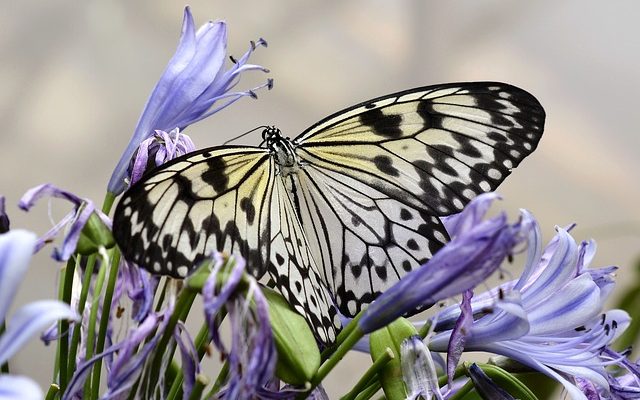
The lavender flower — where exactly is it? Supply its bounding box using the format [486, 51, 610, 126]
[108, 6, 272, 195]
[112, 260, 156, 322]
[401, 335, 444, 400]
[467, 364, 515, 400]
[0, 230, 78, 398]
[128, 128, 196, 185]
[18, 184, 108, 261]
[202, 253, 277, 398]
[359, 193, 524, 333]
[430, 212, 632, 399]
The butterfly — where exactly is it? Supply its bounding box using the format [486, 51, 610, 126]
[113, 82, 545, 344]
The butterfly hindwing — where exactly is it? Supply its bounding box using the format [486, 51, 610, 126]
[292, 82, 544, 316]
[286, 166, 448, 316]
[269, 175, 340, 343]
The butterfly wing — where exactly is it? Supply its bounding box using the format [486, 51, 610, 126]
[292, 82, 545, 316]
[113, 146, 275, 279]
[113, 145, 339, 343]
[269, 175, 340, 343]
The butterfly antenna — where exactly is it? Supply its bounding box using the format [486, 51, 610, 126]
[222, 126, 269, 145]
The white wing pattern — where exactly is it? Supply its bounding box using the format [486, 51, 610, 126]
[113, 82, 545, 343]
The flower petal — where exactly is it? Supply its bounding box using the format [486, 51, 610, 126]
[440, 192, 501, 237]
[0, 300, 78, 365]
[0, 230, 37, 322]
[520, 228, 578, 308]
[0, 375, 43, 400]
[360, 213, 517, 333]
[527, 274, 601, 335]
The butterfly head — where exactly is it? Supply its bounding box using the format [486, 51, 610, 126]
[261, 126, 283, 143]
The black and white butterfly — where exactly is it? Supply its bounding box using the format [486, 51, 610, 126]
[113, 82, 545, 344]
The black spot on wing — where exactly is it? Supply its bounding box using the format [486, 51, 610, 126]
[240, 197, 256, 224]
[359, 108, 403, 138]
[200, 157, 228, 192]
[373, 155, 400, 177]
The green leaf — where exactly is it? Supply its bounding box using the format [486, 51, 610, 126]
[369, 317, 417, 400]
[263, 286, 320, 385]
[76, 212, 115, 255]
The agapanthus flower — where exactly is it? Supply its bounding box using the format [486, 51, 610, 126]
[18, 184, 109, 262]
[467, 363, 515, 400]
[128, 127, 196, 185]
[64, 301, 176, 400]
[359, 193, 524, 333]
[430, 211, 633, 399]
[108, 6, 272, 195]
[112, 260, 156, 323]
[401, 335, 445, 400]
[202, 253, 277, 399]
[0, 230, 79, 399]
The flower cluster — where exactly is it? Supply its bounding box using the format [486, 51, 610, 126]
[1, 5, 638, 400]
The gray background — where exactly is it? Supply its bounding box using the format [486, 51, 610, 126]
[2, 1, 640, 397]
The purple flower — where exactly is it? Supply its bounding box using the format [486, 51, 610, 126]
[401, 335, 445, 400]
[359, 193, 524, 333]
[467, 364, 515, 400]
[64, 303, 175, 400]
[430, 213, 633, 399]
[202, 253, 277, 398]
[18, 184, 109, 262]
[108, 6, 272, 195]
[112, 260, 157, 322]
[0, 230, 79, 398]
[128, 128, 196, 185]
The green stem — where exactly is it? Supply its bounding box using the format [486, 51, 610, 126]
[299, 325, 364, 399]
[321, 312, 363, 361]
[188, 375, 210, 400]
[66, 254, 97, 381]
[194, 322, 211, 359]
[166, 372, 183, 400]
[208, 361, 229, 397]
[58, 257, 77, 392]
[90, 249, 121, 399]
[44, 384, 60, 400]
[447, 379, 475, 400]
[81, 256, 108, 399]
[353, 381, 381, 400]
[147, 286, 198, 389]
[417, 319, 433, 339]
[340, 348, 394, 400]
[155, 278, 170, 312]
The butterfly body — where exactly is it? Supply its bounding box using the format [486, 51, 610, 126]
[113, 82, 545, 343]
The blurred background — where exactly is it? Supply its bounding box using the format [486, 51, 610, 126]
[1, 0, 639, 397]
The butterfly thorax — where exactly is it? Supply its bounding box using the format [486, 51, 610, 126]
[263, 126, 300, 176]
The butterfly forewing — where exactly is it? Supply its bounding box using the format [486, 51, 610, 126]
[114, 146, 274, 279]
[292, 82, 544, 316]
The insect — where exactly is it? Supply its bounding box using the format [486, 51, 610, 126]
[113, 82, 545, 344]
